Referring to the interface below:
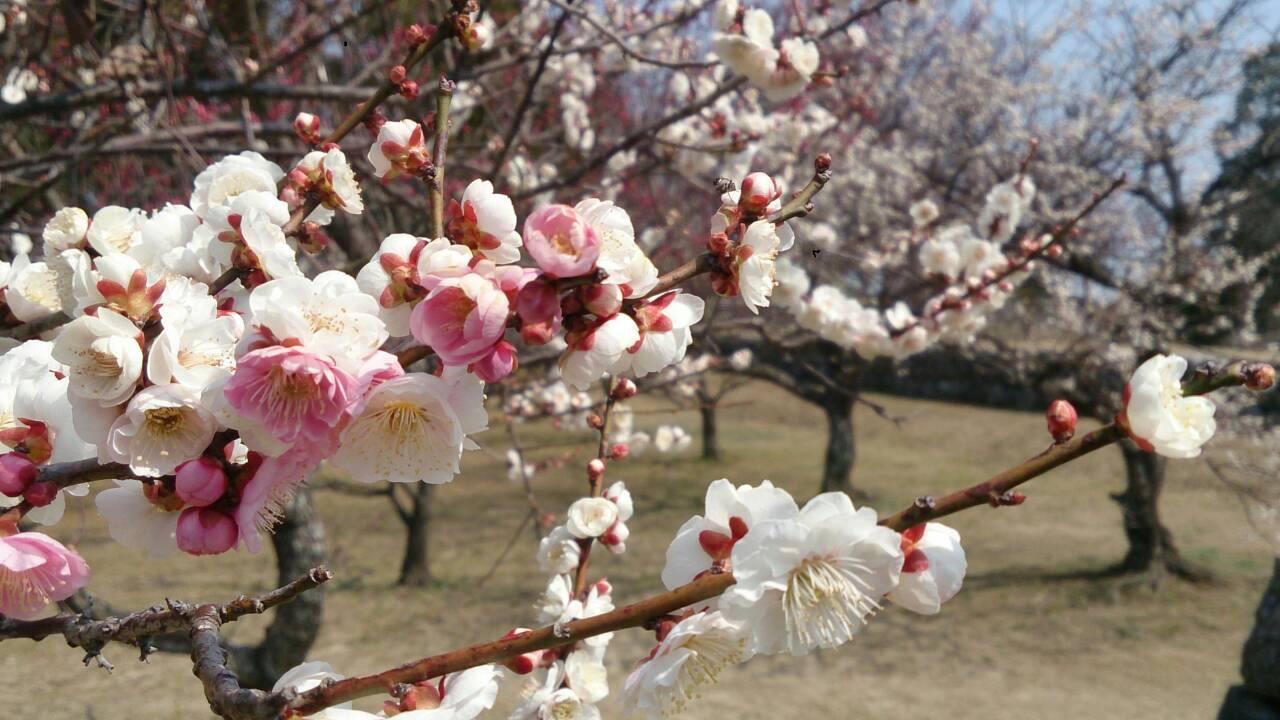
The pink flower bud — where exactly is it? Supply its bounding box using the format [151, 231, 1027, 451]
[470, 340, 518, 383]
[176, 508, 238, 556]
[399, 80, 419, 99]
[609, 443, 629, 461]
[611, 377, 637, 400]
[587, 414, 605, 430]
[404, 24, 429, 46]
[739, 172, 781, 215]
[522, 204, 600, 278]
[499, 629, 544, 674]
[0, 453, 38, 496]
[587, 458, 606, 481]
[174, 457, 229, 508]
[389, 65, 408, 85]
[516, 278, 562, 325]
[581, 283, 622, 318]
[22, 481, 58, 508]
[1046, 399, 1078, 443]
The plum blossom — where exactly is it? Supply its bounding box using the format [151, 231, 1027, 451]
[653, 425, 692, 454]
[734, 220, 781, 313]
[249, 271, 388, 374]
[559, 314, 640, 390]
[6, 257, 65, 321]
[522, 204, 600, 278]
[295, 148, 364, 217]
[94, 480, 182, 558]
[368, 119, 431, 181]
[410, 272, 510, 368]
[662, 478, 797, 589]
[537, 525, 581, 575]
[52, 309, 144, 407]
[105, 384, 218, 477]
[566, 497, 619, 539]
[511, 663, 600, 720]
[224, 345, 355, 447]
[575, 199, 657, 297]
[448, 180, 523, 264]
[619, 291, 705, 377]
[1119, 353, 1216, 458]
[329, 370, 487, 485]
[356, 233, 423, 336]
[887, 523, 967, 615]
[42, 207, 88, 252]
[191, 151, 284, 221]
[720, 492, 903, 655]
[147, 307, 242, 389]
[387, 664, 501, 720]
[86, 206, 144, 257]
[623, 611, 752, 718]
[0, 526, 91, 619]
[272, 661, 359, 718]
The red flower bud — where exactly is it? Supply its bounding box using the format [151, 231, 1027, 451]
[610, 377, 637, 401]
[389, 65, 408, 85]
[0, 453, 38, 496]
[1046, 399, 1078, 443]
[399, 80, 419, 100]
[609, 443, 629, 461]
[22, 481, 58, 508]
[1244, 362, 1276, 392]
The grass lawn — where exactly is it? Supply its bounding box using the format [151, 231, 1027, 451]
[4, 383, 1271, 719]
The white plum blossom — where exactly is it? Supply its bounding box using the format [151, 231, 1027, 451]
[719, 492, 903, 655]
[537, 525, 582, 575]
[94, 480, 181, 558]
[1120, 354, 1216, 458]
[564, 648, 610, 704]
[565, 497, 619, 539]
[560, 314, 640, 390]
[6, 257, 65, 321]
[454, 180, 523, 264]
[271, 661, 356, 718]
[329, 370, 487, 485]
[86, 206, 145, 256]
[537, 573, 574, 625]
[356, 233, 421, 336]
[368, 118, 429, 181]
[887, 522, 967, 615]
[395, 664, 502, 720]
[909, 199, 940, 227]
[146, 306, 243, 389]
[105, 384, 219, 477]
[662, 478, 797, 590]
[248, 271, 388, 374]
[52, 309, 144, 407]
[653, 425, 692, 454]
[619, 292, 705, 378]
[42, 207, 89, 252]
[296, 147, 364, 219]
[239, 208, 303, 280]
[575, 198, 657, 297]
[511, 664, 601, 720]
[623, 611, 752, 718]
[736, 220, 781, 313]
[192, 151, 284, 220]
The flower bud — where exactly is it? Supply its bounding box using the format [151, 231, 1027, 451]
[389, 65, 408, 85]
[739, 172, 781, 215]
[0, 453, 38, 496]
[399, 80, 419, 100]
[609, 443, 629, 461]
[1046, 399, 1077, 443]
[499, 629, 544, 674]
[176, 508, 238, 556]
[293, 112, 321, 144]
[404, 24, 429, 46]
[581, 283, 622, 318]
[611, 377, 637, 401]
[587, 458, 606, 482]
[1244, 362, 1276, 392]
[516, 278, 561, 325]
[587, 413, 605, 430]
[22, 481, 58, 508]
[174, 457, 229, 508]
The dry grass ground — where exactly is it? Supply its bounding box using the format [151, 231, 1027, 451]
[4, 383, 1272, 719]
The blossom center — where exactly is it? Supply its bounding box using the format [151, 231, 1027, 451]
[783, 556, 879, 649]
[374, 400, 431, 438]
[143, 407, 187, 436]
[84, 345, 123, 377]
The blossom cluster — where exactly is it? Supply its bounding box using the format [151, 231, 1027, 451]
[773, 177, 1043, 359]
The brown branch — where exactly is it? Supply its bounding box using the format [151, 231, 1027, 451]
[288, 570, 736, 716]
[431, 78, 455, 238]
[189, 605, 285, 720]
[0, 567, 332, 664]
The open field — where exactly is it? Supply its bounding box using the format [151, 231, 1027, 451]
[4, 383, 1272, 719]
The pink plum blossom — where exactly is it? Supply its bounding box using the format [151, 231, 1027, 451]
[0, 528, 91, 619]
[410, 273, 510, 366]
[522, 204, 600, 278]
[223, 345, 357, 445]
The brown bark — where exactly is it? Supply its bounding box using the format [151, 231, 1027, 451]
[821, 396, 858, 496]
[398, 484, 433, 586]
[1111, 440, 1202, 579]
[699, 395, 721, 461]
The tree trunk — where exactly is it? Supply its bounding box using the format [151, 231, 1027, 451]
[1111, 440, 1199, 579]
[820, 395, 858, 497]
[699, 401, 720, 460]
[398, 484, 432, 586]
[1219, 560, 1280, 718]
[227, 487, 327, 689]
